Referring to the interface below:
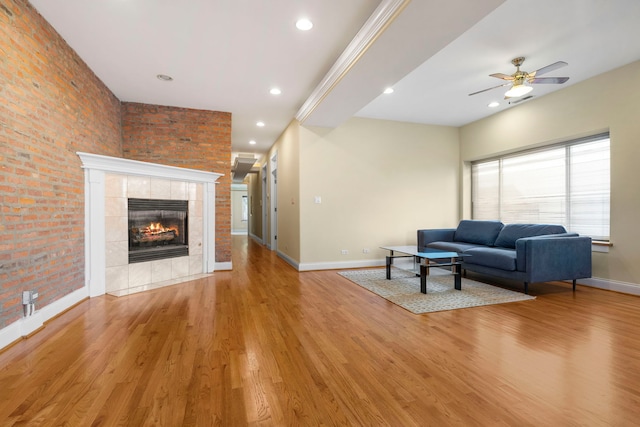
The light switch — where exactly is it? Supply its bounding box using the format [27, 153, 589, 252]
[314, 196, 321, 204]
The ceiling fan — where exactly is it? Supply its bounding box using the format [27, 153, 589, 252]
[469, 57, 569, 99]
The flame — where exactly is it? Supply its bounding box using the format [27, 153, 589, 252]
[140, 222, 179, 236]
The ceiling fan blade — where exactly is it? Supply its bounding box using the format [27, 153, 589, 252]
[529, 77, 570, 84]
[531, 61, 568, 77]
[469, 82, 511, 96]
[490, 73, 514, 80]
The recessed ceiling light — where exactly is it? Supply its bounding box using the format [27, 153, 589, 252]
[383, 87, 394, 94]
[256, 121, 265, 127]
[270, 88, 282, 95]
[296, 18, 313, 31]
[488, 101, 500, 108]
[156, 74, 173, 81]
[249, 140, 257, 145]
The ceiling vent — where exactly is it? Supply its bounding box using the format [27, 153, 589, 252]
[232, 154, 257, 183]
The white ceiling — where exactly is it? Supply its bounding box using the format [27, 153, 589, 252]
[355, 0, 640, 127]
[31, 0, 640, 159]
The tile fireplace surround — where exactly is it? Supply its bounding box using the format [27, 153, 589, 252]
[78, 152, 222, 297]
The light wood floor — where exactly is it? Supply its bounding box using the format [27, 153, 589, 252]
[1, 236, 640, 426]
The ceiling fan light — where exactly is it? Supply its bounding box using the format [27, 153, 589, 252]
[296, 19, 313, 31]
[505, 84, 533, 98]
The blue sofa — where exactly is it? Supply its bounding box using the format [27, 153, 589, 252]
[417, 220, 592, 294]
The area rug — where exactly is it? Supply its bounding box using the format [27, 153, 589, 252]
[338, 268, 535, 314]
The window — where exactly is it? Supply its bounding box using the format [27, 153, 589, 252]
[242, 195, 248, 222]
[471, 133, 610, 241]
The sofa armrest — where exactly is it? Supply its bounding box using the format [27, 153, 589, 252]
[516, 235, 592, 282]
[417, 228, 456, 251]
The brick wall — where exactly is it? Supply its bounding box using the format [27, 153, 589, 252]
[0, 1, 123, 328]
[121, 103, 231, 263]
[0, 0, 233, 332]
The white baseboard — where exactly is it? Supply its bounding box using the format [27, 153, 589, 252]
[298, 258, 640, 297]
[0, 286, 89, 351]
[298, 259, 386, 272]
[277, 251, 300, 270]
[215, 261, 233, 271]
[249, 233, 264, 244]
[579, 277, 640, 296]
[231, 230, 248, 235]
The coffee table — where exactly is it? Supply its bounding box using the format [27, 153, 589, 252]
[380, 245, 466, 294]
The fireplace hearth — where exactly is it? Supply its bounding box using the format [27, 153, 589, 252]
[128, 198, 188, 263]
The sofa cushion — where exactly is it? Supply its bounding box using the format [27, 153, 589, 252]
[494, 223, 567, 249]
[426, 241, 484, 253]
[453, 220, 504, 246]
[463, 247, 517, 271]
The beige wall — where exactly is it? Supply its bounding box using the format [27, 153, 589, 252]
[255, 61, 640, 290]
[266, 121, 301, 262]
[298, 117, 460, 266]
[460, 60, 640, 286]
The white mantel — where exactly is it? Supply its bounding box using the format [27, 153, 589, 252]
[78, 152, 222, 297]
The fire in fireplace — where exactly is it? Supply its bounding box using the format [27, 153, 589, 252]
[128, 198, 188, 263]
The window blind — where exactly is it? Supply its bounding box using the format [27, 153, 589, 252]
[471, 134, 610, 241]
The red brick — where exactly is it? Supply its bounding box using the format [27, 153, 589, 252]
[122, 103, 232, 262]
[0, 0, 121, 327]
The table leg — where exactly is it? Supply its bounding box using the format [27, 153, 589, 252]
[453, 262, 461, 290]
[386, 255, 391, 279]
[420, 263, 429, 294]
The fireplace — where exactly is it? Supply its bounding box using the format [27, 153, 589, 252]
[78, 152, 222, 297]
[128, 198, 189, 263]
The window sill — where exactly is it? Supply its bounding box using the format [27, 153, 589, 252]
[592, 240, 611, 253]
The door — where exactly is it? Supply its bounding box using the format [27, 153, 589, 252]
[261, 164, 267, 246]
[270, 152, 278, 251]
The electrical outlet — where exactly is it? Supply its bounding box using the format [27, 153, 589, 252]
[341, 249, 348, 255]
[363, 248, 370, 254]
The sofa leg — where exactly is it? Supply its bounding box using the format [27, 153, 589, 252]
[524, 282, 529, 294]
[572, 279, 577, 292]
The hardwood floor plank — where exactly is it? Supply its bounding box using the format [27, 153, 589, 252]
[2, 235, 640, 425]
